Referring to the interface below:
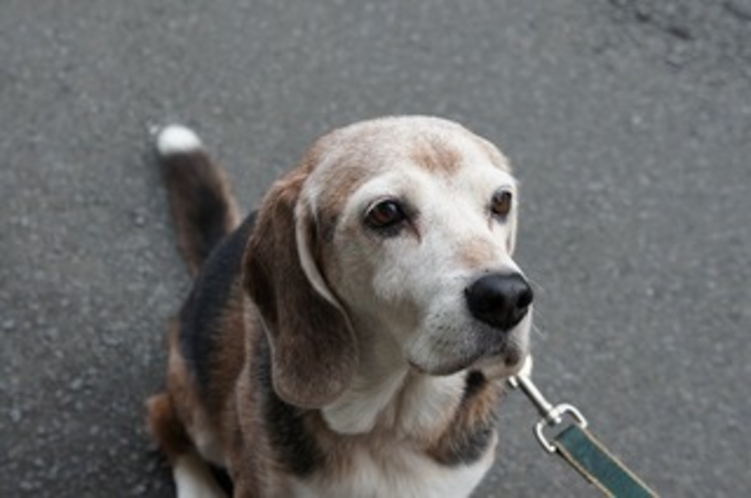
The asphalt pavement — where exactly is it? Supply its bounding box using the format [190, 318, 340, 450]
[1, 0, 750, 496]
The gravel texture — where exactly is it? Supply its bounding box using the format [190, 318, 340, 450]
[1, 0, 749, 496]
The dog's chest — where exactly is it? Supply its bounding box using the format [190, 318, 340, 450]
[288, 435, 497, 498]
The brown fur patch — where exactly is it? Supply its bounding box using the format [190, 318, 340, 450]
[146, 392, 192, 462]
[459, 238, 498, 268]
[426, 374, 503, 465]
[411, 137, 462, 174]
[222, 329, 273, 496]
[315, 165, 370, 243]
[243, 167, 358, 408]
[147, 321, 198, 462]
[295, 140, 376, 246]
[208, 281, 249, 411]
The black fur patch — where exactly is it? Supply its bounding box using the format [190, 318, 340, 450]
[252, 332, 323, 477]
[178, 213, 256, 405]
[439, 419, 496, 466]
[464, 370, 487, 399]
[161, 150, 235, 267]
[431, 371, 498, 466]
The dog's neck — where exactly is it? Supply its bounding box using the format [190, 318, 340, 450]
[320, 314, 467, 437]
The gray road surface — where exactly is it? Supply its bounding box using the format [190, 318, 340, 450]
[2, 0, 750, 496]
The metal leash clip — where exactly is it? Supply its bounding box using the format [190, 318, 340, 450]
[508, 355, 588, 453]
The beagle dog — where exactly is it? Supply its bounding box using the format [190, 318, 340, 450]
[147, 116, 534, 497]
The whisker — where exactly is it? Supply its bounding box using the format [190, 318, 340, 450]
[525, 275, 547, 294]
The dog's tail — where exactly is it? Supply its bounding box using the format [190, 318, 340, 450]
[155, 125, 240, 276]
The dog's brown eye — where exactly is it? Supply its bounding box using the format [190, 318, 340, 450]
[491, 191, 512, 217]
[365, 200, 407, 230]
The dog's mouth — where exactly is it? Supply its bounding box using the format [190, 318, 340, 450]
[474, 340, 528, 377]
[409, 328, 528, 377]
[499, 342, 525, 367]
[476, 335, 527, 372]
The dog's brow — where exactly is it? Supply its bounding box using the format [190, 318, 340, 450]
[410, 137, 462, 174]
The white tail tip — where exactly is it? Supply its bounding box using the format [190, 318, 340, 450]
[156, 125, 203, 156]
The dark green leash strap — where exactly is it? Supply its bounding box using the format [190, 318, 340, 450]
[508, 356, 658, 497]
[553, 424, 657, 497]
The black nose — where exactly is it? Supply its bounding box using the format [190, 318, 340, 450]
[465, 273, 533, 331]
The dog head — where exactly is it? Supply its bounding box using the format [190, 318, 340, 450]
[244, 116, 532, 408]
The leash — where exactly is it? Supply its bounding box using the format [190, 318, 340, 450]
[508, 356, 658, 497]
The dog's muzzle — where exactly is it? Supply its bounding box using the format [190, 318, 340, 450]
[464, 272, 533, 331]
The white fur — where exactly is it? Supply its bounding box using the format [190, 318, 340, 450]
[322, 331, 468, 435]
[291, 434, 497, 498]
[157, 125, 203, 155]
[308, 133, 528, 378]
[173, 453, 226, 498]
[322, 365, 408, 434]
[397, 371, 467, 435]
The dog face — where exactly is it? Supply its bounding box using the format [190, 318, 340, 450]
[301, 117, 532, 378]
[245, 116, 532, 408]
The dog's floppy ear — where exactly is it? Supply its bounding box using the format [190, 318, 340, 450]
[243, 170, 357, 408]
